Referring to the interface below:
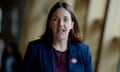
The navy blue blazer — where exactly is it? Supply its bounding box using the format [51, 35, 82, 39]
[23, 39, 93, 72]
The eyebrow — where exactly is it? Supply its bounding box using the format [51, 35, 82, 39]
[52, 15, 69, 18]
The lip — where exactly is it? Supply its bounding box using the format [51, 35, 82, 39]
[56, 29, 66, 34]
[57, 28, 66, 32]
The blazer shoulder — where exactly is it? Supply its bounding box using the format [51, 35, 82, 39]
[28, 39, 45, 46]
[76, 42, 89, 52]
[27, 39, 46, 52]
[25, 39, 45, 58]
[29, 39, 45, 45]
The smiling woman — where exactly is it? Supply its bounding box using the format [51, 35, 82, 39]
[23, 1, 93, 72]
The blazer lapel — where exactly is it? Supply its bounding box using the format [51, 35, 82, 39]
[68, 43, 81, 72]
[43, 44, 54, 72]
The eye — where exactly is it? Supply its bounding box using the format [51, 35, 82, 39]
[52, 16, 58, 21]
[64, 18, 67, 22]
[64, 17, 69, 22]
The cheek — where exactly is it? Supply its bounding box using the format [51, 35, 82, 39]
[67, 24, 73, 30]
[67, 21, 73, 29]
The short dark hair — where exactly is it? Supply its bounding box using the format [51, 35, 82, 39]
[41, 1, 83, 44]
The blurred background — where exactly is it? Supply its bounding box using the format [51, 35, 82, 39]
[0, 0, 120, 72]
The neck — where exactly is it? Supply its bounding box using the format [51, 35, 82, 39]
[53, 37, 68, 52]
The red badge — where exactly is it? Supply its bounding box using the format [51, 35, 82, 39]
[71, 58, 77, 64]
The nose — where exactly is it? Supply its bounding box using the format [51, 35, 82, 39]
[58, 19, 64, 26]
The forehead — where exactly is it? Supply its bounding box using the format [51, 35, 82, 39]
[52, 8, 71, 17]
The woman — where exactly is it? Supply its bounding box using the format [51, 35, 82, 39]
[23, 1, 93, 72]
[1, 42, 22, 72]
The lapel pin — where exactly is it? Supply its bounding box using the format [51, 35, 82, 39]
[71, 58, 77, 64]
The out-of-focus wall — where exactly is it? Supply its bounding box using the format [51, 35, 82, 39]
[98, 0, 120, 72]
[85, 0, 107, 67]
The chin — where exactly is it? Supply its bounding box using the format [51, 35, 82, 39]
[57, 36, 67, 40]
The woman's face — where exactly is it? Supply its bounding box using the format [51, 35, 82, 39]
[49, 8, 74, 40]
